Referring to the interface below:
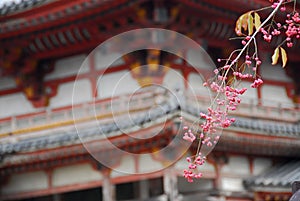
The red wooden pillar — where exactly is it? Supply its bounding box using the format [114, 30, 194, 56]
[214, 163, 222, 190]
[89, 51, 98, 98]
[102, 170, 115, 201]
[182, 51, 190, 90]
[163, 166, 178, 201]
[208, 153, 228, 190]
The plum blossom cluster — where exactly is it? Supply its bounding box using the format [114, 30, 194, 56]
[261, 0, 300, 48]
[182, 67, 252, 182]
[284, 12, 300, 47]
[182, 0, 298, 182]
[183, 154, 206, 182]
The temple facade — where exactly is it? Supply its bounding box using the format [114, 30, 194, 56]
[0, 0, 299, 201]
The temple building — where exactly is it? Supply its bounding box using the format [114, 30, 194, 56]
[0, 0, 299, 201]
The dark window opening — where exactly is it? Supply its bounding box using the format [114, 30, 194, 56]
[62, 187, 102, 201]
[149, 177, 164, 197]
[116, 182, 136, 200]
[15, 195, 52, 201]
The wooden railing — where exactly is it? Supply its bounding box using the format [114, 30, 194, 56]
[187, 93, 300, 122]
[0, 89, 299, 137]
[0, 90, 157, 137]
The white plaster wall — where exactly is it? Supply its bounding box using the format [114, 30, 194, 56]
[0, 76, 16, 90]
[95, 51, 124, 70]
[175, 156, 215, 174]
[97, 70, 140, 99]
[199, 161, 215, 173]
[260, 62, 292, 82]
[173, 58, 182, 64]
[174, 157, 186, 171]
[237, 81, 258, 104]
[45, 54, 89, 80]
[52, 163, 102, 187]
[221, 156, 250, 175]
[50, 79, 92, 108]
[187, 73, 209, 96]
[162, 69, 184, 91]
[174, 153, 192, 171]
[261, 84, 293, 107]
[253, 158, 272, 175]
[111, 155, 135, 178]
[138, 154, 164, 173]
[178, 177, 214, 193]
[186, 49, 215, 70]
[0, 92, 35, 118]
[221, 177, 244, 191]
[1, 171, 48, 195]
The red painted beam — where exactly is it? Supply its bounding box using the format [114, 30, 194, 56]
[0, 0, 71, 22]
[0, 0, 131, 39]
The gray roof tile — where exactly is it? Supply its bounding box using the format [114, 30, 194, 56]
[0, 0, 48, 15]
[0, 99, 299, 160]
[244, 160, 300, 189]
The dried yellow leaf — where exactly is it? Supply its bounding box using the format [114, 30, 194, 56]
[280, 47, 287, 68]
[254, 12, 261, 31]
[248, 12, 254, 35]
[271, 47, 280, 65]
[235, 16, 243, 36]
[235, 12, 250, 36]
[241, 12, 249, 31]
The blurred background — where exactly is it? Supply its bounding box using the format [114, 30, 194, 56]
[0, 0, 299, 201]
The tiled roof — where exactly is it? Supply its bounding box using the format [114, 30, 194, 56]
[244, 160, 300, 190]
[0, 0, 49, 15]
[0, 99, 300, 160]
[0, 101, 181, 158]
[185, 104, 300, 137]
